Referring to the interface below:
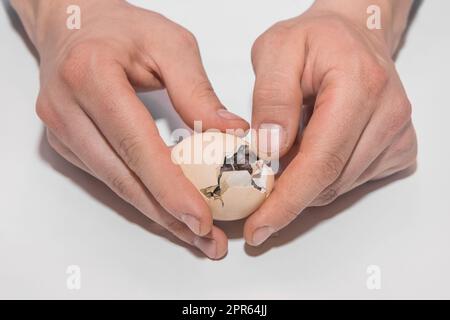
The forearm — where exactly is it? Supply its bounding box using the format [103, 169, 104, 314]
[310, 0, 414, 55]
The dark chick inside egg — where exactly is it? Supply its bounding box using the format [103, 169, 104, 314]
[200, 144, 271, 206]
[173, 132, 274, 221]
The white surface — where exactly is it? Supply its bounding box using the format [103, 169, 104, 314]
[1, 0, 449, 299]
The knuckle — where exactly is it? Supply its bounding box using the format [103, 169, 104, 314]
[312, 151, 346, 188]
[254, 86, 285, 106]
[251, 36, 264, 59]
[166, 219, 187, 237]
[397, 96, 413, 121]
[110, 174, 138, 203]
[118, 133, 144, 170]
[271, 20, 295, 32]
[315, 187, 339, 206]
[282, 197, 301, 222]
[364, 61, 389, 96]
[387, 96, 413, 134]
[147, 11, 167, 22]
[269, 20, 298, 38]
[190, 79, 217, 103]
[253, 73, 294, 106]
[387, 124, 418, 168]
[252, 103, 294, 124]
[252, 21, 293, 58]
[59, 44, 90, 87]
[59, 41, 110, 87]
[35, 96, 52, 123]
[45, 129, 59, 151]
[176, 27, 198, 49]
[36, 96, 65, 136]
[151, 183, 170, 205]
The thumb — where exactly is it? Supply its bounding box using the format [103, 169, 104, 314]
[251, 33, 304, 158]
[157, 33, 249, 134]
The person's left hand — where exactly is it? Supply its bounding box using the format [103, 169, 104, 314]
[244, 9, 417, 246]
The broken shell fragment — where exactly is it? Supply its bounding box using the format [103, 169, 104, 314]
[171, 132, 274, 221]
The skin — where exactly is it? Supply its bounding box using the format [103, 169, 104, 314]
[12, 0, 250, 259]
[245, 0, 417, 246]
[12, 0, 418, 256]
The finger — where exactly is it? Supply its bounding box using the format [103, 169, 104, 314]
[351, 122, 417, 188]
[244, 71, 375, 246]
[46, 128, 91, 174]
[157, 215, 228, 260]
[42, 100, 228, 259]
[72, 62, 212, 236]
[251, 31, 304, 158]
[154, 30, 249, 133]
[370, 161, 416, 181]
[311, 93, 412, 206]
[123, 63, 164, 92]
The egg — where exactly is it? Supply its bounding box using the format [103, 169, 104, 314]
[171, 131, 274, 221]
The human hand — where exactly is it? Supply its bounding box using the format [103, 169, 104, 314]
[245, 1, 417, 246]
[12, 0, 249, 258]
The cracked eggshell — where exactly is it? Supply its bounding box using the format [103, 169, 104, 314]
[171, 131, 274, 221]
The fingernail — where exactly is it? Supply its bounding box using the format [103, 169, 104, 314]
[194, 236, 217, 258]
[258, 123, 286, 155]
[217, 108, 244, 120]
[252, 226, 275, 246]
[181, 214, 201, 235]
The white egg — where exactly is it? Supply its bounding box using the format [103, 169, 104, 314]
[171, 131, 274, 221]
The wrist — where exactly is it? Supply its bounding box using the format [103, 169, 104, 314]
[11, 0, 124, 55]
[309, 0, 413, 56]
[10, 0, 54, 50]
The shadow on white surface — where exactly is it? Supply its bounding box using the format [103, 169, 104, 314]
[38, 128, 205, 259]
[241, 165, 417, 256]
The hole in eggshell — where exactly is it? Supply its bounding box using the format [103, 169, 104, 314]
[200, 145, 272, 206]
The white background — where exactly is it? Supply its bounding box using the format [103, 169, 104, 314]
[1, 0, 449, 299]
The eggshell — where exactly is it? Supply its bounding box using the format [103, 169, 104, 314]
[171, 131, 274, 221]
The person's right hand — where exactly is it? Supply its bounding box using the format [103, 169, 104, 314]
[17, 0, 249, 258]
